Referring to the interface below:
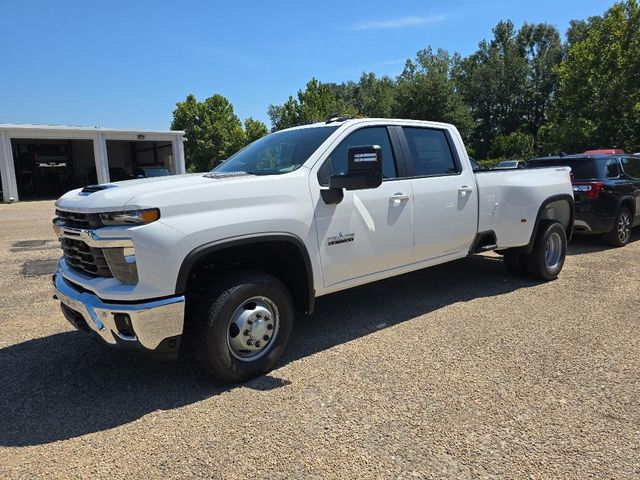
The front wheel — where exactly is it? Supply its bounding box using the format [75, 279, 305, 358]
[524, 220, 567, 281]
[192, 271, 294, 383]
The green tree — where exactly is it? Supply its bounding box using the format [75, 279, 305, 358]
[244, 117, 268, 144]
[516, 23, 563, 137]
[171, 94, 246, 171]
[268, 78, 359, 131]
[357, 73, 396, 117]
[393, 47, 473, 139]
[545, 0, 640, 152]
[454, 21, 531, 157]
[324, 73, 396, 118]
[566, 16, 604, 48]
[454, 20, 563, 158]
[488, 131, 535, 159]
[337, 73, 396, 118]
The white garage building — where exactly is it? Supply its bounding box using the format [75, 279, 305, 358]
[0, 124, 186, 202]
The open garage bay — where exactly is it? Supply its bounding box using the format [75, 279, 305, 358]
[0, 125, 185, 203]
[11, 139, 95, 199]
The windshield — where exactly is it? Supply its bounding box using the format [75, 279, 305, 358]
[212, 125, 339, 175]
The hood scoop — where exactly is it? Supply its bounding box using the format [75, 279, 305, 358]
[81, 184, 118, 194]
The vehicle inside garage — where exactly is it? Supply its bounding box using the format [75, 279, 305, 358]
[104, 140, 174, 182]
[11, 139, 95, 200]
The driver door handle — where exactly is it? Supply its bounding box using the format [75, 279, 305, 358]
[458, 186, 473, 198]
[390, 192, 410, 206]
[390, 193, 410, 201]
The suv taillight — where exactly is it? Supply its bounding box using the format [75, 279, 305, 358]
[572, 181, 604, 199]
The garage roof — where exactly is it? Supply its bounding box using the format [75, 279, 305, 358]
[0, 123, 185, 136]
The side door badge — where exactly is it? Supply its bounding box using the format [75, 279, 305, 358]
[328, 232, 355, 246]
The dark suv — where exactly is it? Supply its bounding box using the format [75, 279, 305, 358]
[528, 154, 640, 246]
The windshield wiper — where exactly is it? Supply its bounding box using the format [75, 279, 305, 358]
[204, 170, 255, 178]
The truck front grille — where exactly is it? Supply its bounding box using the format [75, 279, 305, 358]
[55, 210, 104, 229]
[60, 238, 113, 277]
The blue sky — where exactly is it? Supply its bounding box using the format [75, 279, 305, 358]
[0, 0, 614, 130]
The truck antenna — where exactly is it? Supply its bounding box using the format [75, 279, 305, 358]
[325, 114, 353, 124]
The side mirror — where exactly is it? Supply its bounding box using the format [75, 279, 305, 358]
[321, 145, 383, 204]
[329, 145, 383, 191]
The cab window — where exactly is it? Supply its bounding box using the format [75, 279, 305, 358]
[318, 127, 397, 186]
[402, 127, 459, 177]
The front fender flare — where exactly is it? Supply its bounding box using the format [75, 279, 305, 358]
[174, 232, 316, 314]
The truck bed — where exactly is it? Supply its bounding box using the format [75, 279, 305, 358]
[474, 167, 573, 248]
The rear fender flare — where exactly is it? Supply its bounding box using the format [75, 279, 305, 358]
[524, 194, 574, 254]
[617, 195, 636, 217]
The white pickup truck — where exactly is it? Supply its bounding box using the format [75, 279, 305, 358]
[53, 118, 574, 383]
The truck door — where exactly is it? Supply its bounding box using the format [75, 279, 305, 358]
[312, 126, 414, 287]
[398, 126, 479, 262]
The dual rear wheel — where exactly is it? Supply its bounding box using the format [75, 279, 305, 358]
[503, 220, 567, 281]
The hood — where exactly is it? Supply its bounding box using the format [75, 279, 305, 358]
[55, 172, 256, 212]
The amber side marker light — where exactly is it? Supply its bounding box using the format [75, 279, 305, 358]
[138, 208, 161, 223]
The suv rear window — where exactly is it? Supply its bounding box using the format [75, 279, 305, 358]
[528, 158, 614, 180]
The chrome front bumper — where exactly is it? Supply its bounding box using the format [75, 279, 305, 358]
[53, 272, 185, 354]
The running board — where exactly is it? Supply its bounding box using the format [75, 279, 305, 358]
[469, 230, 498, 254]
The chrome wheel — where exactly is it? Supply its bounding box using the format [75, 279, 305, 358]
[226, 296, 279, 361]
[544, 231, 563, 270]
[617, 211, 631, 244]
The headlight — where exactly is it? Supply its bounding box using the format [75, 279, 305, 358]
[100, 208, 160, 226]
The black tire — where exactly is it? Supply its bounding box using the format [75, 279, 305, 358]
[524, 220, 567, 281]
[503, 250, 528, 276]
[192, 271, 294, 383]
[604, 207, 632, 247]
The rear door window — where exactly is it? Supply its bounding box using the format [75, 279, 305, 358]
[621, 157, 640, 178]
[402, 128, 459, 177]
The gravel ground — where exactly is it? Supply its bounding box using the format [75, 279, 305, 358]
[0, 200, 639, 479]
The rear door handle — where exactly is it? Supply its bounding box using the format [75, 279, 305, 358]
[458, 186, 473, 198]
